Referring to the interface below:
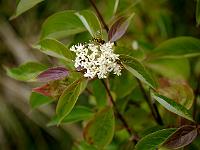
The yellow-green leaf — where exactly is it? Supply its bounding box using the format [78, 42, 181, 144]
[6, 62, 47, 81]
[34, 38, 74, 62]
[56, 79, 87, 125]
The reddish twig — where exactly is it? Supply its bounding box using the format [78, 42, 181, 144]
[89, 0, 109, 32]
[101, 79, 139, 143]
[193, 76, 200, 120]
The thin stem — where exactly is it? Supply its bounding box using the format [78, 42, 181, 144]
[101, 79, 139, 143]
[136, 79, 163, 125]
[89, 0, 109, 32]
[193, 76, 200, 120]
[89, 0, 139, 143]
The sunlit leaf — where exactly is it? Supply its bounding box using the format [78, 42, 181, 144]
[75, 10, 102, 38]
[163, 125, 198, 149]
[11, 0, 44, 19]
[34, 38, 74, 62]
[56, 79, 87, 124]
[152, 93, 194, 122]
[37, 67, 69, 82]
[40, 10, 86, 39]
[151, 37, 200, 59]
[83, 107, 115, 148]
[6, 62, 47, 81]
[135, 128, 176, 150]
[30, 92, 54, 109]
[108, 13, 134, 42]
[120, 55, 157, 89]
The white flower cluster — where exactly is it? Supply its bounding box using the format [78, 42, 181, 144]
[70, 41, 122, 79]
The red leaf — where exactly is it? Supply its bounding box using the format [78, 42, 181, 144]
[37, 67, 69, 82]
[163, 125, 198, 149]
[108, 13, 134, 42]
[32, 84, 51, 97]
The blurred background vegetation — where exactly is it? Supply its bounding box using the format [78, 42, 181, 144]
[0, 0, 200, 149]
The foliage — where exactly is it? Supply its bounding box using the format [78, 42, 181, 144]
[2, 0, 200, 149]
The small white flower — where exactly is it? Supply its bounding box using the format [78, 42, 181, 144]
[70, 41, 122, 79]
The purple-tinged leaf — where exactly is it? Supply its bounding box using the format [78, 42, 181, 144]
[37, 67, 69, 82]
[108, 13, 134, 42]
[163, 125, 198, 149]
[32, 84, 51, 97]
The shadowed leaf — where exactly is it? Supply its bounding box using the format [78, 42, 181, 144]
[196, 0, 200, 25]
[83, 107, 115, 148]
[48, 106, 93, 126]
[30, 92, 54, 109]
[163, 125, 198, 149]
[91, 80, 107, 107]
[37, 67, 69, 82]
[108, 13, 134, 42]
[11, 0, 44, 19]
[151, 37, 200, 59]
[158, 78, 194, 109]
[146, 58, 190, 80]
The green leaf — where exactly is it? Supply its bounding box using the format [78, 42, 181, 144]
[75, 10, 102, 38]
[120, 55, 157, 89]
[72, 141, 97, 150]
[146, 58, 190, 80]
[6, 62, 47, 81]
[196, 0, 200, 25]
[34, 38, 74, 62]
[30, 92, 54, 109]
[152, 93, 194, 122]
[135, 128, 176, 150]
[11, 0, 44, 19]
[48, 106, 93, 126]
[84, 107, 115, 148]
[40, 10, 86, 40]
[110, 70, 137, 99]
[56, 79, 86, 125]
[152, 37, 200, 59]
[91, 80, 107, 107]
[157, 79, 194, 109]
